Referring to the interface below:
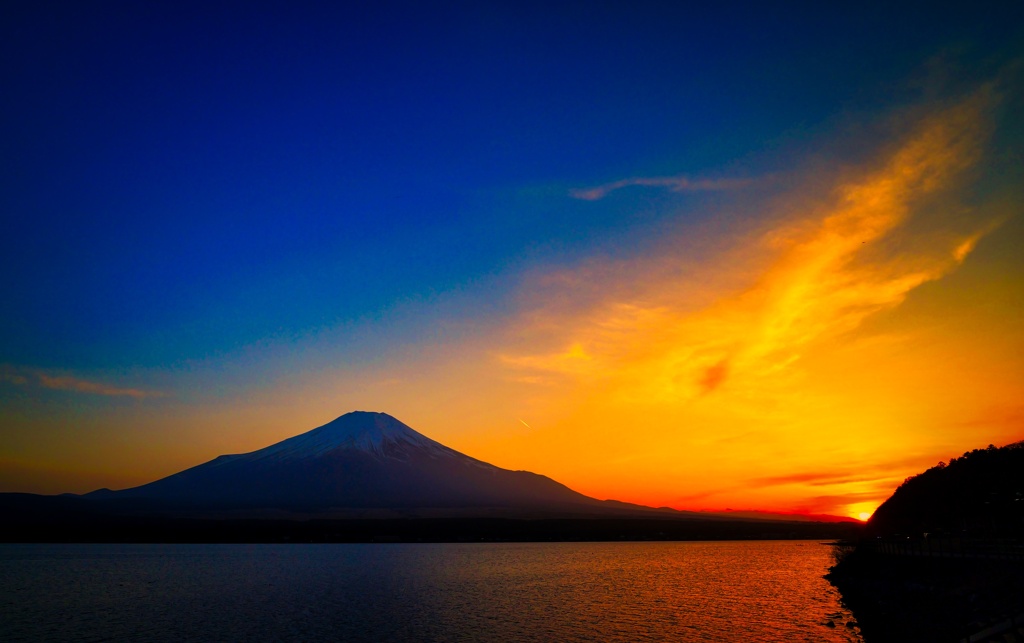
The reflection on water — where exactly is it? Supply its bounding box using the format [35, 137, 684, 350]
[1, 541, 861, 642]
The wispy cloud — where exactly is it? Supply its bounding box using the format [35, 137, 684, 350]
[752, 471, 896, 487]
[37, 374, 164, 399]
[505, 88, 997, 402]
[0, 371, 29, 386]
[672, 459, 918, 512]
[570, 175, 753, 201]
[2, 366, 166, 399]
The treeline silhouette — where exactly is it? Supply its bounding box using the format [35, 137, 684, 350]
[867, 440, 1024, 538]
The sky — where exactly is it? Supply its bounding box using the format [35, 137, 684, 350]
[2, 2, 1023, 520]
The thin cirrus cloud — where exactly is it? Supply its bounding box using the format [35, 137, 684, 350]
[667, 452, 941, 513]
[569, 175, 754, 201]
[1, 368, 167, 399]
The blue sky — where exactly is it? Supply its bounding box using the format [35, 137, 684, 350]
[4, 1, 1017, 371]
[2, 2, 1023, 510]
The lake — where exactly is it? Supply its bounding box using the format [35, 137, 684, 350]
[0, 540, 861, 641]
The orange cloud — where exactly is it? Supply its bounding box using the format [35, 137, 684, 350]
[35, 373, 165, 399]
[699, 359, 729, 394]
[504, 89, 996, 397]
[482, 87, 1011, 518]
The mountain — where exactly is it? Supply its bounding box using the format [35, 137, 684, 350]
[86, 411, 606, 514]
[2, 411, 866, 542]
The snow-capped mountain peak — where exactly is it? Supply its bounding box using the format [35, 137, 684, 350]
[232, 411, 452, 462]
[89, 410, 600, 511]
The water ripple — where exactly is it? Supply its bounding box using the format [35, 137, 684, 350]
[0, 541, 861, 642]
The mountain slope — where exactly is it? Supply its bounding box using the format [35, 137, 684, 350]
[87, 411, 603, 512]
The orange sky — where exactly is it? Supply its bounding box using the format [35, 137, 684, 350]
[2, 85, 1022, 521]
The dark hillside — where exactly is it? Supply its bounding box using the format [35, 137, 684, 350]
[867, 441, 1024, 538]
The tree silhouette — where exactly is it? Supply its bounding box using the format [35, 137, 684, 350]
[867, 441, 1024, 537]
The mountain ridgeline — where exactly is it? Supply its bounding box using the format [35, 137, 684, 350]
[87, 412, 601, 513]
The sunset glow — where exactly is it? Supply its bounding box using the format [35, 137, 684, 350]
[2, 4, 1022, 521]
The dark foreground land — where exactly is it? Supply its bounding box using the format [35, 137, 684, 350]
[1, 493, 860, 543]
[827, 540, 1024, 643]
[826, 442, 1024, 642]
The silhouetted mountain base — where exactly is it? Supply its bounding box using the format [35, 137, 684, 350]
[827, 546, 1024, 643]
[2, 494, 860, 543]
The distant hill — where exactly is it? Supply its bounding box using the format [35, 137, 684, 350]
[867, 440, 1024, 537]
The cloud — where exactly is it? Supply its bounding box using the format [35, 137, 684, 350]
[502, 88, 998, 405]
[750, 470, 905, 489]
[570, 175, 753, 200]
[37, 374, 165, 398]
[699, 359, 729, 394]
[1, 372, 29, 386]
[673, 464, 909, 510]
[1, 366, 166, 399]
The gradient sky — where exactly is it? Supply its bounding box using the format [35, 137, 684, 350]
[2, 2, 1023, 519]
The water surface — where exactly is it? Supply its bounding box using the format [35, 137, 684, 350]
[1, 540, 860, 642]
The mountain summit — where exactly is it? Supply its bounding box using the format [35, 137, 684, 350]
[225, 411, 453, 461]
[88, 411, 602, 513]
